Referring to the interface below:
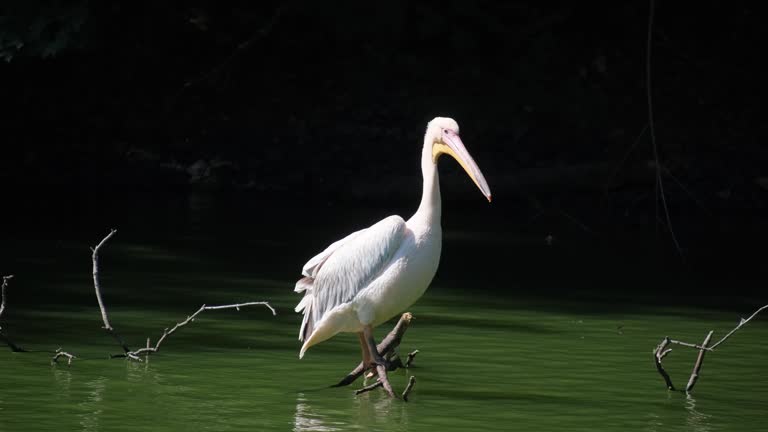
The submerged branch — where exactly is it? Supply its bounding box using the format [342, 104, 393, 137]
[685, 331, 713, 393]
[333, 312, 414, 388]
[653, 304, 768, 393]
[51, 348, 77, 366]
[401, 376, 417, 402]
[653, 337, 675, 391]
[334, 312, 419, 400]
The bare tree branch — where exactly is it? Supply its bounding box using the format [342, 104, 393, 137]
[653, 304, 768, 392]
[0, 275, 25, 352]
[653, 337, 675, 391]
[709, 304, 768, 350]
[91, 229, 131, 353]
[113, 302, 276, 360]
[89, 229, 275, 361]
[404, 350, 419, 368]
[176, 5, 285, 94]
[646, 0, 683, 257]
[685, 331, 713, 392]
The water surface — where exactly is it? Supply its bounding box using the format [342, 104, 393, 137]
[1, 195, 766, 431]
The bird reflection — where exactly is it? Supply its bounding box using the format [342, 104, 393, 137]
[293, 393, 340, 432]
[293, 390, 409, 432]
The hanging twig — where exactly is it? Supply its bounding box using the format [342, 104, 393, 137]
[176, 4, 285, 94]
[646, 0, 683, 257]
[653, 304, 768, 392]
[0, 275, 25, 352]
[112, 302, 276, 360]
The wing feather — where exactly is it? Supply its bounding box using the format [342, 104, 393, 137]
[294, 215, 406, 341]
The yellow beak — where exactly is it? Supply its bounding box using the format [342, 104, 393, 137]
[432, 131, 492, 202]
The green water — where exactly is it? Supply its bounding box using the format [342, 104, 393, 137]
[1, 197, 767, 431]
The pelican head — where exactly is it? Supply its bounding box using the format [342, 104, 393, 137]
[426, 117, 492, 202]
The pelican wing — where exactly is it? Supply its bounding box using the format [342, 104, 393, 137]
[295, 215, 406, 342]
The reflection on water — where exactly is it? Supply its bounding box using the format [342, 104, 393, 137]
[293, 385, 411, 432]
[644, 392, 714, 432]
[1, 223, 767, 432]
[685, 394, 711, 432]
[293, 393, 340, 432]
[78, 377, 107, 432]
[52, 366, 73, 396]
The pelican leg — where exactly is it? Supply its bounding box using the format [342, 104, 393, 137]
[363, 325, 395, 397]
[363, 325, 386, 366]
[358, 332, 373, 368]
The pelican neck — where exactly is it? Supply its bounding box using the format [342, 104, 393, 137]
[412, 143, 441, 226]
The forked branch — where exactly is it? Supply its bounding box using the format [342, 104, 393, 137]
[89, 229, 276, 361]
[113, 302, 276, 360]
[334, 312, 419, 400]
[334, 312, 415, 388]
[653, 304, 767, 393]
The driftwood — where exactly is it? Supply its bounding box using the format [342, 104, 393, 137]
[0, 275, 25, 352]
[51, 348, 77, 366]
[87, 229, 276, 362]
[334, 312, 419, 400]
[653, 304, 768, 392]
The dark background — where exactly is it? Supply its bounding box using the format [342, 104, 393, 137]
[1, 1, 766, 303]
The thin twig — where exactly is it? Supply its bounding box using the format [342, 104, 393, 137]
[90, 229, 275, 361]
[653, 304, 768, 392]
[685, 331, 713, 393]
[668, 339, 713, 351]
[646, 0, 683, 257]
[113, 302, 276, 359]
[602, 124, 648, 194]
[401, 376, 417, 402]
[404, 350, 419, 368]
[179, 5, 285, 92]
[709, 304, 768, 350]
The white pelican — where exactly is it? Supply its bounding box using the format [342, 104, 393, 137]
[294, 117, 491, 371]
